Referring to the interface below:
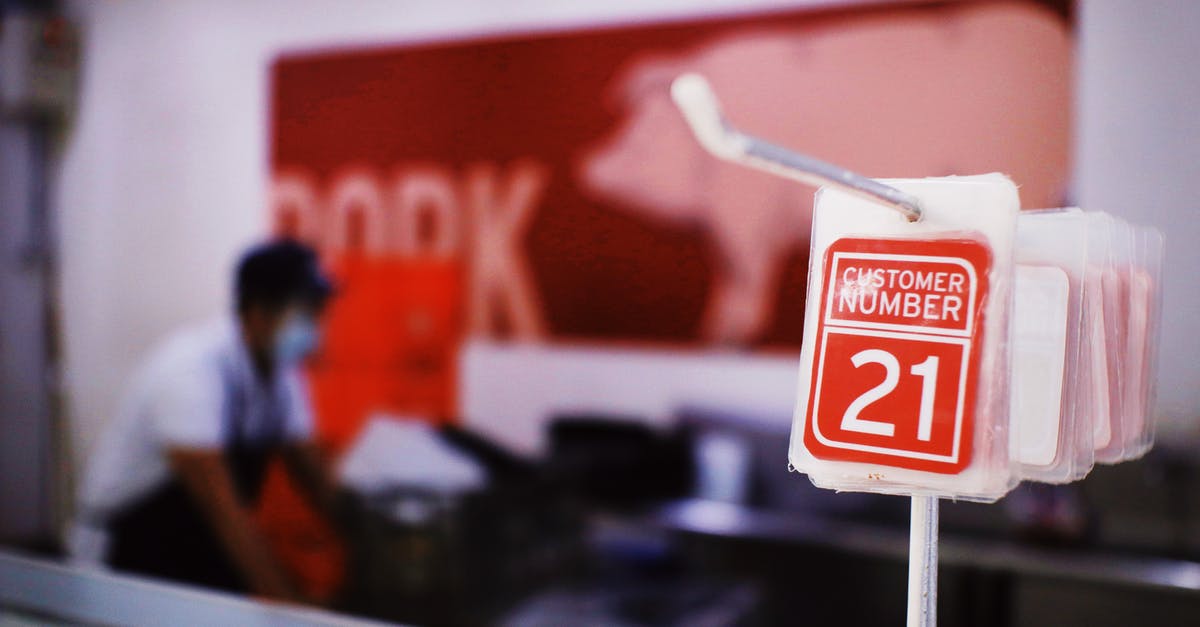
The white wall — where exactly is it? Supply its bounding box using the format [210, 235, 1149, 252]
[1076, 0, 1200, 440]
[56, 0, 876, 473]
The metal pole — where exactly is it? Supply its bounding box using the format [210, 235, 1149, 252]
[907, 495, 939, 627]
[670, 72, 938, 626]
[669, 73, 924, 223]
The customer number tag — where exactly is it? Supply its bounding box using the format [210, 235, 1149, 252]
[803, 237, 991, 474]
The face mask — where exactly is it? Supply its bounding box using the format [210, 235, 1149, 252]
[273, 313, 320, 366]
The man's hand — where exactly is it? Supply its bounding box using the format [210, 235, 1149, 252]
[280, 441, 354, 530]
[167, 448, 306, 603]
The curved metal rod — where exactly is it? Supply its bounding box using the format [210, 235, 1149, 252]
[670, 73, 923, 223]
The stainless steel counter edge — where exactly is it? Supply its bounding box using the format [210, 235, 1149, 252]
[0, 549, 403, 627]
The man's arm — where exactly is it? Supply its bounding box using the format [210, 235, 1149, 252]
[167, 448, 303, 602]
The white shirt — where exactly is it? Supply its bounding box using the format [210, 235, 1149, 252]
[77, 317, 315, 521]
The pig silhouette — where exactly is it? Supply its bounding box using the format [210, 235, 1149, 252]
[578, 2, 1071, 344]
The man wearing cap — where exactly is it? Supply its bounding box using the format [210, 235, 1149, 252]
[73, 240, 341, 601]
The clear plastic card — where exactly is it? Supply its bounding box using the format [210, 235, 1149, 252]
[1010, 209, 1092, 483]
[789, 174, 1019, 502]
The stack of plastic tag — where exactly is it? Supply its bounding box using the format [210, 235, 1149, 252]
[789, 190, 1165, 501]
[1080, 212, 1165, 464]
[1009, 208, 1093, 483]
[1008, 210, 1165, 483]
[664, 71, 1165, 502]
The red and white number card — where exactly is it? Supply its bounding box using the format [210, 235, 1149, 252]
[804, 237, 990, 475]
[790, 174, 1019, 502]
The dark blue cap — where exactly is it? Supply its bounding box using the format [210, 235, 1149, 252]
[234, 239, 333, 312]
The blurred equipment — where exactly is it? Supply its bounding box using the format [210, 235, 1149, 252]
[0, 7, 75, 548]
[338, 415, 486, 497]
[0, 11, 77, 117]
[678, 406, 899, 521]
[338, 421, 582, 625]
[499, 579, 761, 627]
[546, 415, 692, 507]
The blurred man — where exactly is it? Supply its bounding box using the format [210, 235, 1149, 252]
[73, 240, 341, 601]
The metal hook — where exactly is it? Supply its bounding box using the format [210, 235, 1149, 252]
[670, 73, 923, 223]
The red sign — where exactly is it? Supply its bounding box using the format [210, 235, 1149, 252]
[271, 1, 1070, 352]
[803, 238, 991, 474]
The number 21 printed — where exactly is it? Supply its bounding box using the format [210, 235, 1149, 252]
[803, 237, 990, 474]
